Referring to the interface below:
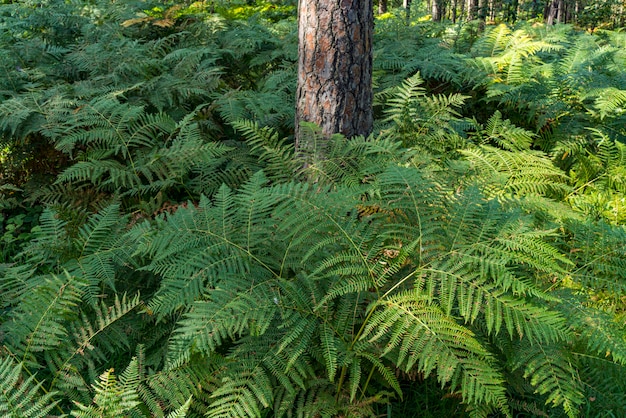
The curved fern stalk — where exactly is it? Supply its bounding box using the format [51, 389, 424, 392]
[0, 357, 60, 418]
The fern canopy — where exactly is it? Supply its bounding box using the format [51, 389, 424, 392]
[1, 2, 626, 418]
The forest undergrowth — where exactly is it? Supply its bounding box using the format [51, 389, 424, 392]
[1, 1, 626, 417]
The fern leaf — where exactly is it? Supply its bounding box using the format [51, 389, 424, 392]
[3, 272, 84, 364]
[362, 289, 508, 408]
[512, 341, 584, 418]
[70, 358, 141, 417]
[0, 357, 59, 418]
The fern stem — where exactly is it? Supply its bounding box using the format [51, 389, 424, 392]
[381, 268, 419, 299]
[335, 365, 349, 403]
[336, 294, 380, 400]
[357, 363, 377, 402]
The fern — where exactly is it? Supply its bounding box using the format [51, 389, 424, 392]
[230, 119, 298, 183]
[0, 357, 59, 418]
[3, 5, 626, 418]
[2, 272, 85, 367]
[70, 357, 193, 418]
[378, 73, 469, 154]
[71, 359, 142, 417]
[362, 289, 508, 410]
[511, 341, 584, 417]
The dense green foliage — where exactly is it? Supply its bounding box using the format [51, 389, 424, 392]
[1, 1, 626, 417]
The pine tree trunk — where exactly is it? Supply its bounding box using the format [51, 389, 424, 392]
[295, 0, 373, 156]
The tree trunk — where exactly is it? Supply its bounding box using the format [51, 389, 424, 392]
[432, 0, 446, 21]
[295, 0, 374, 157]
[546, 0, 558, 24]
[452, 0, 458, 22]
[379, 0, 388, 14]
[556, 0, 564, 23]
[404, 0, 413, 20]
[432, 0, 440, 20]
[477, 0, 487, 26]
[467, 0, 478, 20]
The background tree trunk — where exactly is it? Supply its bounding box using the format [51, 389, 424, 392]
[432, 0, 445, 21]
[467, 0, 478, 20]
[295, 0, 374, 155]
[546, 0, 559, 24]
[379, 0, 388, 14]
[404, 0, 413, 20]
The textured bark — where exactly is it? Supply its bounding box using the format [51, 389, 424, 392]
[295, 0, 373, 154]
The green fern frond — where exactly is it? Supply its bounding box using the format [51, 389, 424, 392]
[564, 219, 626, 294]
[592, 87, 626, 119]
[577, 354, 626, 415]
[470, 24, 513, 57]
[0, 357, 59, 418]
[207, 358, 273, 418]
[70, 358, 142, 418]
[471, 111, 535, 151]
[166, 282, 278, 366]
[165, 397, 192, 418]
[559, 296, 626, 365]
[48, 293, 141, 399]
[379, 73, 468, 152]
[231, 119, 297, 182]
[141, 353, 221, 416]
[2, 272, 85, 365]
[511, 341, 584, 418]
[462, 145, 570, 197]
[362, 289, 508, 410]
